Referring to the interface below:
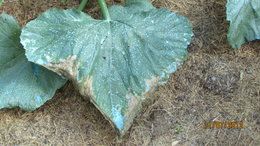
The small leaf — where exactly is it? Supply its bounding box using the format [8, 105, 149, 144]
[0, 14, 66, 110]
[227, 0, 260, 49]
[21, 0, 193, 134]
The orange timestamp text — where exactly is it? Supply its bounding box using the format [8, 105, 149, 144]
[204, 121, 243, 129]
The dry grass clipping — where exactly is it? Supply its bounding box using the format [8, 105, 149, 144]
[0, 0, 259, 145]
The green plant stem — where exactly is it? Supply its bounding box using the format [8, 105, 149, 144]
[97, 0, 111, 20]
[78, 0, 88, 11]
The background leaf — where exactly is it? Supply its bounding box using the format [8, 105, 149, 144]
[0, 14, 66, 110]
[0, 0, 3, 5]
[227, 0, 260, 48]
[21, 0, 193, 134]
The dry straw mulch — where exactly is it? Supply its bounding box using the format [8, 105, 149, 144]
[0, 0, 259, 145]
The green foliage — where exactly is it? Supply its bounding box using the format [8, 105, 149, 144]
[21, 0, 193, 134]
[0, 14, 67, 110]
[61, 0, 69, 6]
[0, 0, 3, 5]
[174, 125, 185, 134]
[227, 0, 260, 49]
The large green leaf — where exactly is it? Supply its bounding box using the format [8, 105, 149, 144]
[21, 0, 193, 134]
[227, 0, 260, 48]
[0, 14, 66, 110]
[0, 0, 3, 5]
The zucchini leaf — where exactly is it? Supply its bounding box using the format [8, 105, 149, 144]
[0, 14, 66, 110]
[21, 0, 193, 134]
[227, 0, 260, 48]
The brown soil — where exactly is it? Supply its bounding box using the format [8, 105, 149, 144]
[0, 0, 259, 145]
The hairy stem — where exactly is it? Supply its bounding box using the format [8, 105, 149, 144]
[97, 0, 111, 20]
[78, 0, 88, 11]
